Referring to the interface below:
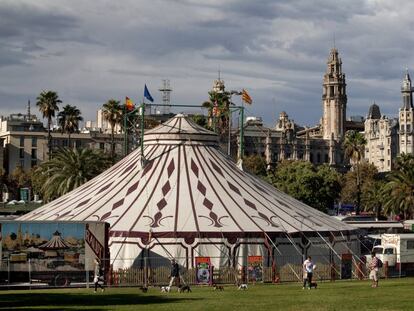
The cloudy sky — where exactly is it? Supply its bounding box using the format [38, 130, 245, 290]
[1, 0, 413, 127]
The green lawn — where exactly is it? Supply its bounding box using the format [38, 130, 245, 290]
[0, 278, 413, 311]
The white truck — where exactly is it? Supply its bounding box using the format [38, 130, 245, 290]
[367, 234, 414, 269]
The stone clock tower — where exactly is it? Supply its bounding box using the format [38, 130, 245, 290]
[322, 48, 347, 140]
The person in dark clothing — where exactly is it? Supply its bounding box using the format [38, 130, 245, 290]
[169, 259, 181, 287]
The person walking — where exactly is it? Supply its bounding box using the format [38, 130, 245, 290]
[302, 256, 314, 289]
[369, 252, 379, 288]
[93, 258, 105, 293]
[169, 259, 180, 288]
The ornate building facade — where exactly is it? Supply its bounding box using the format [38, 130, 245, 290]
[399, 71, 414, 154]
[364, 71, 414, 172]
[364, 103, 399, 172]
[234, 48, 363, 170]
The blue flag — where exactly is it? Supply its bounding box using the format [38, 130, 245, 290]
[144, 84, 154, 102]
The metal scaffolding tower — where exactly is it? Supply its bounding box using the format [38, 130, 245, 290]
[158, 79, 172, 114]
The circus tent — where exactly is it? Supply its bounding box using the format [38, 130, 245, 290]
[39, 231, 69, 250]
[20, 115, 359, 269]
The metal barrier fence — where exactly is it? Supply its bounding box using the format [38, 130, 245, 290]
[2, 253, 410, 288]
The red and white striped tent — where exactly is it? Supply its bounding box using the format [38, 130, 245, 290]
[20, 115, 357, 269]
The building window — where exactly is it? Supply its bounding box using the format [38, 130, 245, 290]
[388, 160, 390, 166]
[310, 153, 314, 163]
[99, 142, 105, 150]
[31, 149, 37, 159]
[387, 149, 390, 155]
[20, 136, 24, 147]
[407, 124, 411, 131]
[407, 240, 414, 249]
[31, 160, 37, 168]
[19, 148, 24, 159]
[324, 154, 329, 163]
[31, 137, 37, 147]
[317, 153, 321, 163]
[20, 159, 24, 168]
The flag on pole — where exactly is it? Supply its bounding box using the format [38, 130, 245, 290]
[241, 89, 252, 105]
[144, 84, 154, 102]
[125, 96, 134, 111]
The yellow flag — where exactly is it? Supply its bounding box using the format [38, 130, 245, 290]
[125, 97, 134, 111]
[241, 89, 252, 104]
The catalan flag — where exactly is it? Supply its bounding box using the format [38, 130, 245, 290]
[125, 96, 134, 111]
[241, 89, 252, 105]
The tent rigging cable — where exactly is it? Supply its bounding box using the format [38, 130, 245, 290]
[337, 231, 367, 278]
[299, 231, 342, 279]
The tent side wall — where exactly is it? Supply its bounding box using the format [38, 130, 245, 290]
[109, 232, 361, 283]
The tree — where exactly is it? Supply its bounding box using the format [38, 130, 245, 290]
[340, 162, 379, 212]
[343, 130, 367, 214]
[382, 154, 414, 219]
[57, 105, 83, 147]
[8, 166, 31, 200]
[102, 99, 122, 160]
[267, 160, 341, 212]
[31, 147, 111, 202]
[315, 164, 342, 212]
[191, 114, 207, 128]
[36, 90, 62, 159]
[243, 155, 267, 177]
[363, 179, 386, 219]
[202, 85, 232, 136]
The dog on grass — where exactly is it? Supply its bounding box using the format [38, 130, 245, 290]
[160, 286, 171, 293]
[310, 282, 318, 289]
[238, 283, 248, 290]
[178, 285, 192, 293]
[213, 284, 224, 291]
[139, 286, 148, 293]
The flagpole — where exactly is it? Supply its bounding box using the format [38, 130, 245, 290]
[123, 102, 128, 156]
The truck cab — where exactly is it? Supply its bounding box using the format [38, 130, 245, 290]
[372, 245, 397, 267]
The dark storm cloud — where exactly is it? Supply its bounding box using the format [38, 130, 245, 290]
[0, 0, 413, 127]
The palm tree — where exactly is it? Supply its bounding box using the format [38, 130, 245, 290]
[32, 148, 111, 202]
[102, 99, 122, 160]
[343, 130, 367, 215]
[363, 180, 386, 219]
[57, 105, 83, 148]
[382, 154, 414, 219]
[36, 91, 62, 159]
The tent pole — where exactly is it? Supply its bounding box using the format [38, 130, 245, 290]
[140, 103, 146, 165]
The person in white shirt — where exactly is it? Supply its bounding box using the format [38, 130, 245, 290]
[302, 256, 314, 289]
[369, 252, 379, 288]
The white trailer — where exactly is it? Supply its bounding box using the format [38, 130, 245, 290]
[367, 234, 414, 273]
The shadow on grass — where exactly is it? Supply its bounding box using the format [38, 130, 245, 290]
[0, 291, 198, 311]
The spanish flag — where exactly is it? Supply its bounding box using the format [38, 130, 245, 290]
[125, 96, 134, 111]
[241, 89, 252, 105]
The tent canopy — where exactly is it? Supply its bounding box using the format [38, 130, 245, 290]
[20, 114, 354, 239]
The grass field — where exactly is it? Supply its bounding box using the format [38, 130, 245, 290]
[0, 278, 413, 311]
